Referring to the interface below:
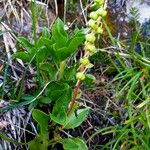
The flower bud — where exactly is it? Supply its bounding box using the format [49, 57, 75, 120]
[86, 33, 96, 43]
[76, 72, 85, 80]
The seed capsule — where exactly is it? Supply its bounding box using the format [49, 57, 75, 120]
[88, 19, 97, 29]
[89, 12, 98, 20]
[84, 42, 96, 53]
[86, 33, 96, 43]
[96, 27, 103, 34]
[76, 72, 85, 80]
[80, 57, 90, 66]
[96, 8, 107, 17]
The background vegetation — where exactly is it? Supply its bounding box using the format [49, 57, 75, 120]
[0, 0, 150, 150]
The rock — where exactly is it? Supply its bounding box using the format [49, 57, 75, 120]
[126, 0, 150, 24]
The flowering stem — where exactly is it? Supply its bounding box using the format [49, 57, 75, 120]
[67, 57, 88, 115]
[67, 80, 81, 115]
[67, 0, 107, 115]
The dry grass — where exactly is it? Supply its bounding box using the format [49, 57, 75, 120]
[0, 1, 57, 149]
[0, 100, 36, 150]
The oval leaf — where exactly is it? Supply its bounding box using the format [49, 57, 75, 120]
[32, 109, 49, 135]
[61, 138, 88, 150]
[64, 107, 90, 129]
[29, 135, 48, 150]
[45, 81, 72, 102]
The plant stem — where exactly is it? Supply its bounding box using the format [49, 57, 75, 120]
[58, 61, 66, 80]
[2, 63, 9, 99]
[31, 0, 37, 43]
[67, 0, 107, 115]
[67, 55, 87, 115]
[16, 73, 25, 101]
[67, 80, 81, 115]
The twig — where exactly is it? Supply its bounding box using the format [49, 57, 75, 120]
[54, 0, 58, 17]
[98, 48, 131, 58]
[63, 0, 67, 23]
[79, 0, 88, 24]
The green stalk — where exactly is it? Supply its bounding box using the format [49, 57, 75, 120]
[127, 102, 137, 145]
[1, 63, 9, 99]
[16, 74, 25, 101]
[31, 1, 42, 83]
[58, 61, 66, 80]
[31, 0, 37, 43]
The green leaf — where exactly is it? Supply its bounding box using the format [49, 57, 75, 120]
[39, 96, 52, 104]
[39, 63, 56, 80]
[40, 20, 85, 62]
[85, 74, 96, 81]
[64, 107, 90, 129]
[29, 135, 48, 150]
[32, 109, 49, 135]
[64, 66, 76, 81]
[54, 46, 69, 61]
[34, 37, 51, 63]
[42, 27, 50, 38]
[14, 52, 31, 62]
[68, 30, 85, 54]
[30, 110, 49, 150]
[36, 47, 49, 63]
[50, 97, 72, 125]
[50, 100, 67, 125]
[39, 37, 57, 61]
[55, 30, 85, 61]
[47, 81, 72, 125]
[17, 37, 34, 51]
[61, 138, 88, 150]
[84, 74, 96, 86]
[45, 81, 72, 102]
[51, 18, 68, 49]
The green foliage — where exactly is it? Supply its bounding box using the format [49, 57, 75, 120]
[13, 18, 85, 84]
[61, 138, 88, 150]
[17, 37, 34, 51]
[83, 73, 96, 86]
[45, 81, 72, 102]
[13, 17, 88, 149]
[51, 18, 68, 49]
[15, 18, 85, 64]
[2, 1, 150, 149]
[39, 63, 56, 80]
[97, 10, 150, 149]
[28, 106, 89, 150]
[32, 109, 49, 135]
[45, 81, 72, 125]
[29, 136, 49, 150]
[29, 109, 49, 150]
[63, 107, 90, 129]
[63, 65, 77, 81]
